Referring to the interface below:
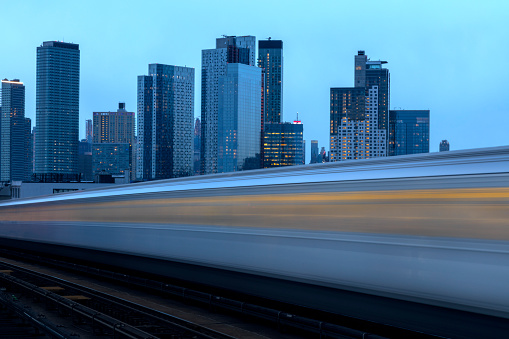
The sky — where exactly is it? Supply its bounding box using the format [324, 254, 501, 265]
[2, 0, 508, 157]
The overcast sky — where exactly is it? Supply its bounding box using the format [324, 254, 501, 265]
[2, 0, 508, 157]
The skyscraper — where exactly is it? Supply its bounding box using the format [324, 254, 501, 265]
[201, 35, 256, 175]
[217, 63, 261, 173]
[439, 140, 450, 152]
[330, 51, 388, 161]
[1, 79, 28, 181]
[258, 39, 283, 124]
[388, 110, 430, 156]
[35, 41, 80, 175]
[92, 103, 135, 177]
[137, 64, 194, 180]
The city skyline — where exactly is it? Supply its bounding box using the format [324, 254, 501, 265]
[2, 1, 508, 159]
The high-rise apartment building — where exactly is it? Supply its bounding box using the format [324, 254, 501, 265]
[1, 79, 29, 181]
[201, 35, 256, 174]
[355, 51, 390, 132]
[93, 103, 135, 144]
[217, 63, 261, 173]
[258, 39, 283, 124]
[92, 103, 135, 177]
[138, 64, 194, 180]
[35, 41, 80, 175]
[388, 110, 430, 156]
[439, 140, 450, 152]
[330, 51, 388, 161]
[263, 122, 303, 168]
[310, 140, 318, 164]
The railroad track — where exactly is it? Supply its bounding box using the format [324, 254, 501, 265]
[0, 249, 441, 338]
[0, 260, 236, 339]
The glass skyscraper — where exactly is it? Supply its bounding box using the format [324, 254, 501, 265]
[201, 36, 256, 174]
[217, 63, 261, 173]
[35, 41, 80, 175]
[388, 110, 430, 156]
[1, 79, 29, 181]
[137, 64, 194, 180]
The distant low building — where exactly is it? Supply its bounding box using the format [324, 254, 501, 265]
[440, 140, 450, 152]
[10, 181, 115, 200]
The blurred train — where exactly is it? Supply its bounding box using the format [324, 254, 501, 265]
[0, 146, 508, 335]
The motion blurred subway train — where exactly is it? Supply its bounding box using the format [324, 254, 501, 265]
[1, 146, 508, 335]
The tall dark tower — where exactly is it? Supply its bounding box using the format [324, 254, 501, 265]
[137, 64, 194, 180]
[1, 79, 27, 181]
[258, 39, 283, 124]
[355, 50, 390, 132]
[35, 41, 80, 176]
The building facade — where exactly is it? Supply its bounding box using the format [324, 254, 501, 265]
[388, 110, 430, 156]
[1, 79, 29, 181]
[92, 103, 135, 178]
[330, 51, 388, 162]
[217, 63, 261, 173]
[263, 122, 303, 168]
[201, 36, 256, 174]
[35, 41, 80, 175]
[93, 103, 135, 144]
[137, 64, 194, 180]
[78, 140, 92, 181]
[440, 140, 450, 152]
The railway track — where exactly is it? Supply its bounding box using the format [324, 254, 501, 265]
[0, 259, 236, 339]
[0, 249, 442, 339]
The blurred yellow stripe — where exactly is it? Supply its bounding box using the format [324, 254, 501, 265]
[1, 187, 508, 240]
